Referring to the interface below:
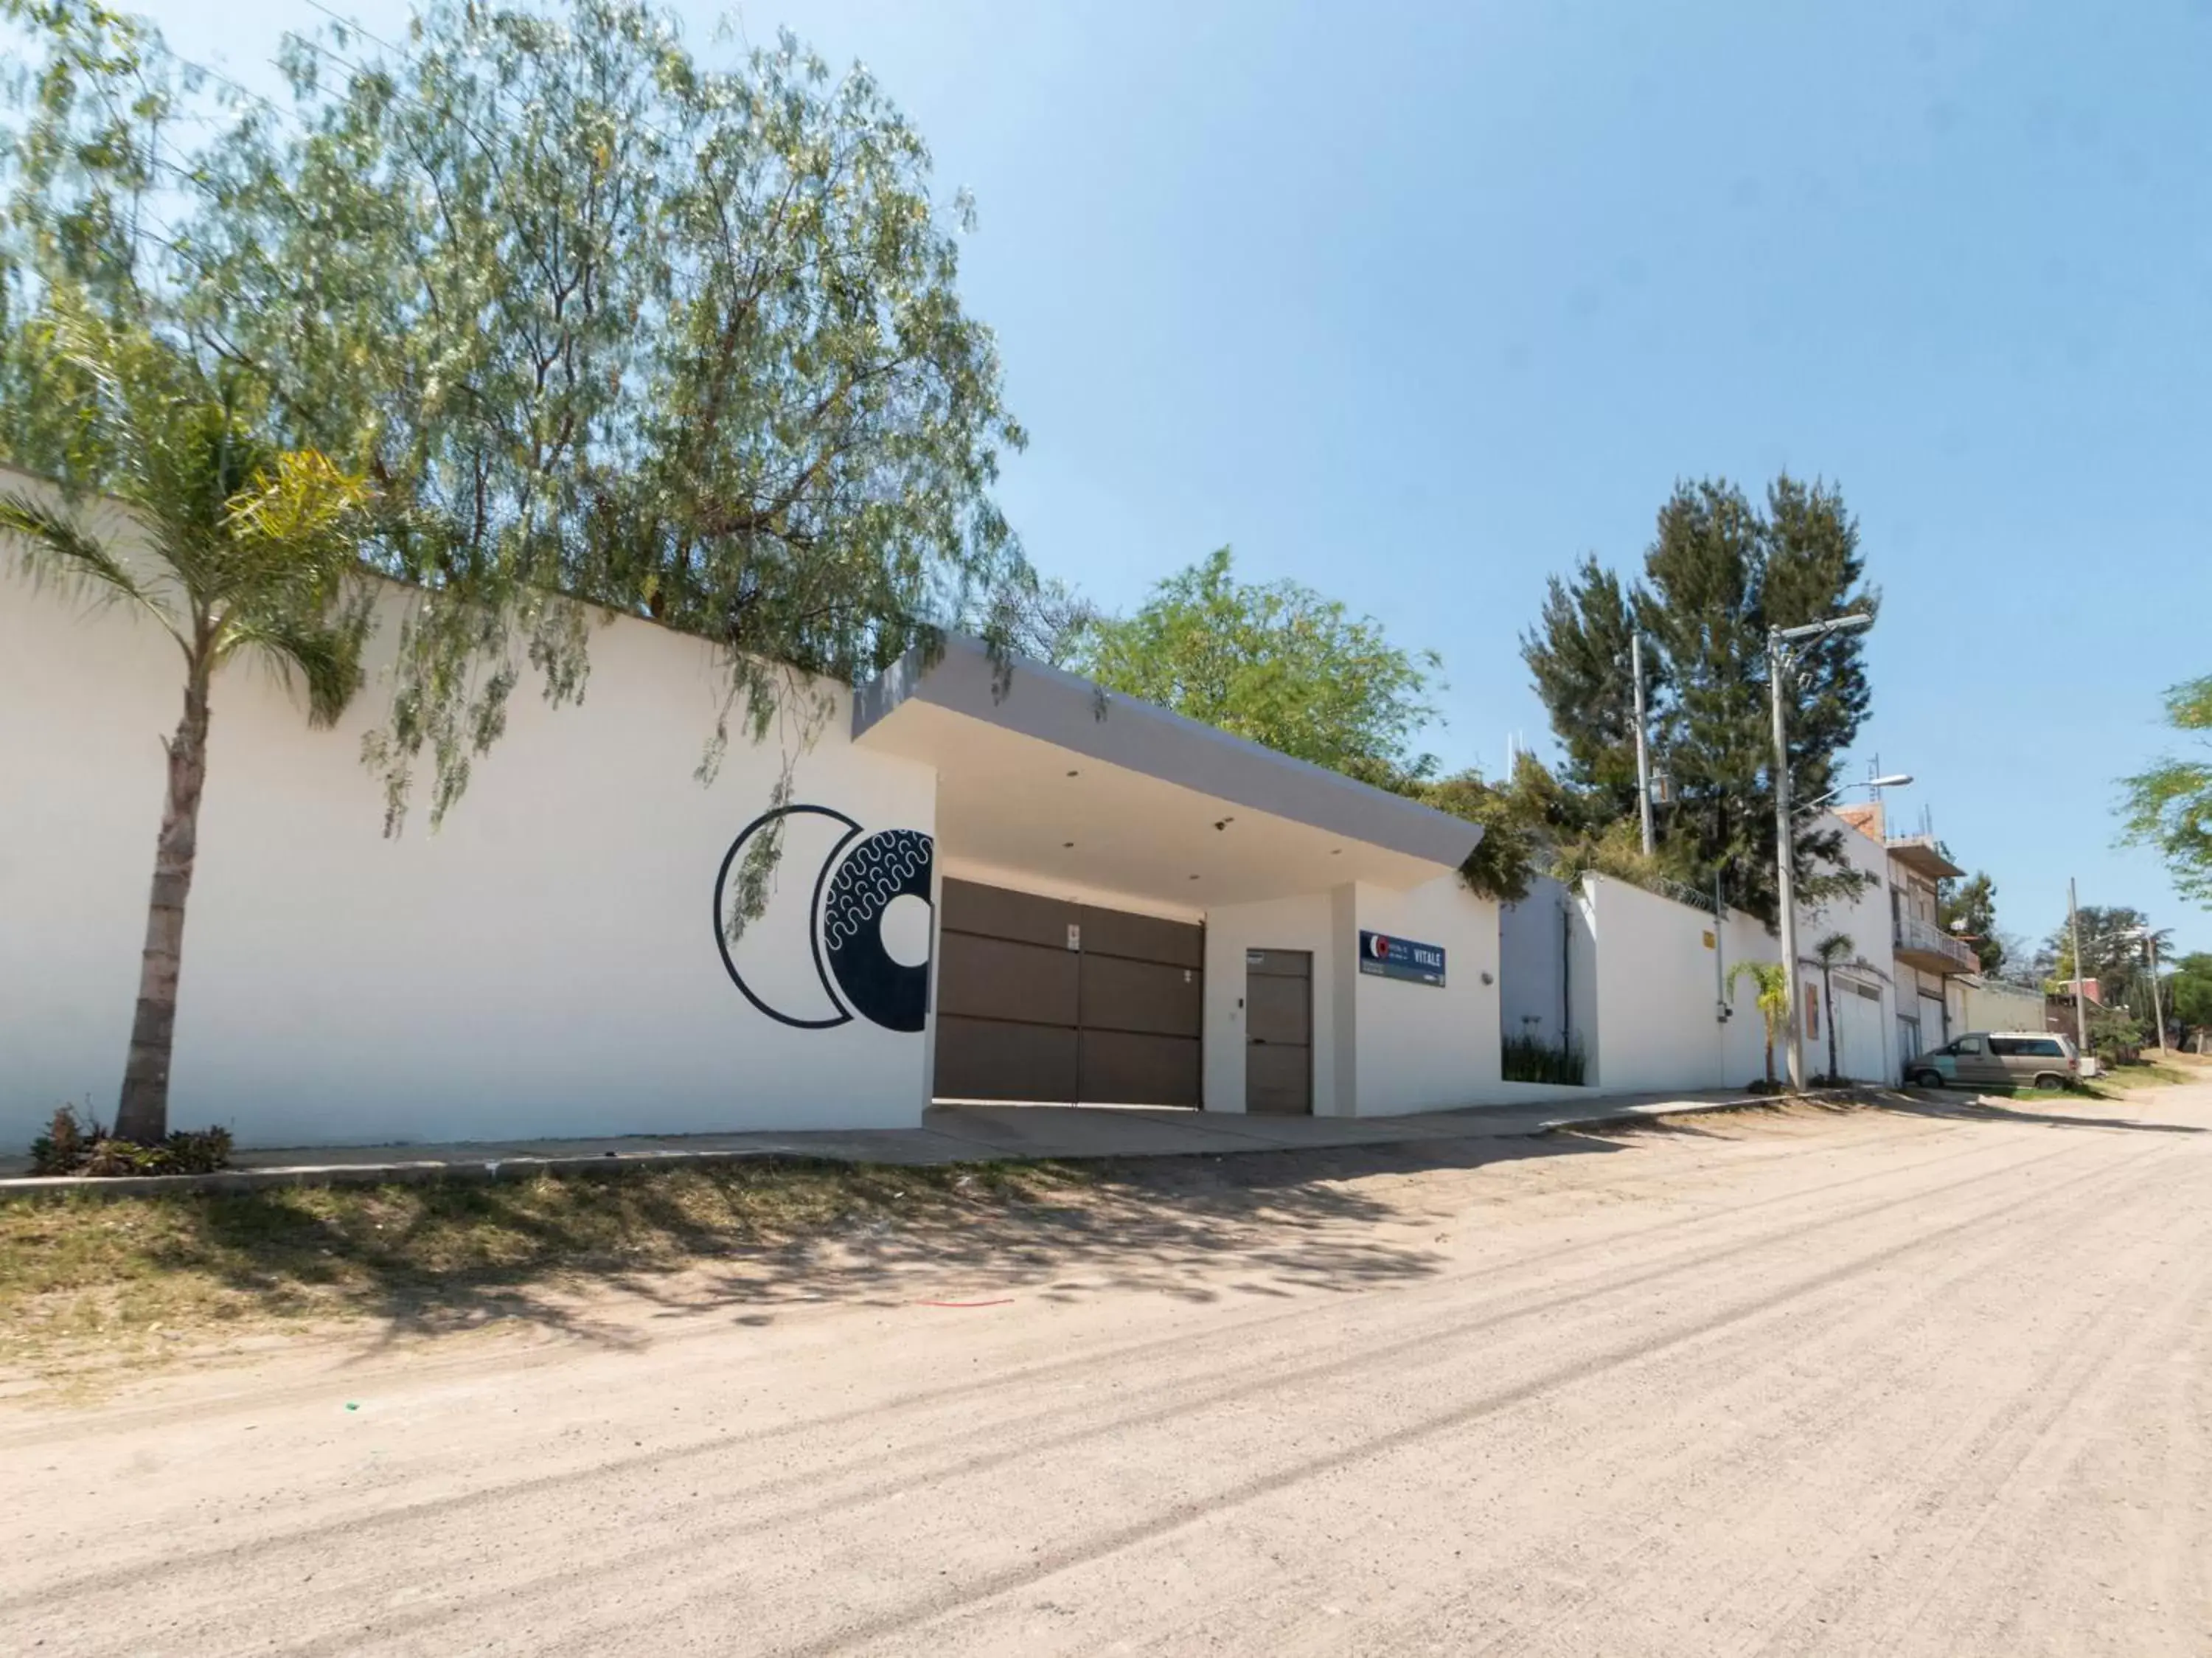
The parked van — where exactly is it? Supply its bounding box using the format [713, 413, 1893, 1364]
[1907, 1030, 2079, 1092]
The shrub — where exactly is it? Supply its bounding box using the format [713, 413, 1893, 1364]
[162, 1127, 234, 1174]
[25, 1105, 234, 1177]
[29, 1104, 100, 1175]
[1503, 1033, 1587, 1086]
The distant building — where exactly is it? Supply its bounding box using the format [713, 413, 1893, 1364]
[1834, 802, 1980, 1065]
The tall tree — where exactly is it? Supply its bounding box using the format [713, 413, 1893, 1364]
[1074, 546, 1441, 777]
[0, 319, 372, 1141]
[1939, 870, 2006, 976]
[1520, 555, 1641, 822]
[2036, 904, 2171, 1007]
[1522, 475, 1879, 922]
[2167, 953, 2212, 1038]
[4, 0, 1029, 832]
[2119, 673, 2212, 908]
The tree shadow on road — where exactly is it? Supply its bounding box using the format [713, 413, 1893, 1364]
[6, 1133, 1624, 1366]
[1872, 1088, 2207, 1136]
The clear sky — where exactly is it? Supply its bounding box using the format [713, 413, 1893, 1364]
[117, 0, 2212, 958]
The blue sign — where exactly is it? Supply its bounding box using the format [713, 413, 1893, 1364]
[1359, 930, 1446, 987]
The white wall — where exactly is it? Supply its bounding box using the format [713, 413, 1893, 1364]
[1582, 878, 1733, 1092]
[1498, 875, 1570, 1047]
[1350, 875, 1501, 1116]
[1, 499, 939, 1149]
[1795, 810, 1900, 1083]
[1720, 906, 1784, 1085]
[1961, 979, 2045, 1035]
[1200, 889, 1339, 1115]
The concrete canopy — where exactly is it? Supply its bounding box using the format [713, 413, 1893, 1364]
[854, 637, 1482, 916]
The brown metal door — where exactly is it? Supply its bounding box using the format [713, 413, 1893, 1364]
[934, 881, 1080, 1101]
[1245, 949, 1312, 1115]
[1075, 903, 1203, 1105]
[933, 879, 1203, 1106]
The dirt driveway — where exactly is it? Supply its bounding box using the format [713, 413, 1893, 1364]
[7, 1087, 2211, 1655]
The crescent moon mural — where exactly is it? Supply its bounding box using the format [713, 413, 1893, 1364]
[712, 805, 935, 1033]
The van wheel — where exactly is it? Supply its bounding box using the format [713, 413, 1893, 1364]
[2033, 1072, 2065, 1093]
[1911, 1069, 1944, 1089]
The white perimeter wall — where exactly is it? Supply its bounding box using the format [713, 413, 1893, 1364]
[1, 494, 938, 1149]
[1583, 878, 1726, 1092]
[1498, 874, 1572, 1050]
[1350, 875, 1502, 1115]
[1961, 980, 2046, 1035]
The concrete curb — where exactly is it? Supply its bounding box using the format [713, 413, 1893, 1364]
[0, 1086, 1892, 1203]
[1534, 1084, 1872, 1137]
[0, 1147, 813, 1203]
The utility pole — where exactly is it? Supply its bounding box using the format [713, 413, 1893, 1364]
[2068, 878, 2090, 1063]
[1769, 614, 1874, 1093]
[1632, 632, 1655, 858]
[2148, 928, 2168, 1052]
[1770, 634, 1802, 1091]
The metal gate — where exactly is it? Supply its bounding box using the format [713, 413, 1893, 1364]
[933, 878, 1203, 1105]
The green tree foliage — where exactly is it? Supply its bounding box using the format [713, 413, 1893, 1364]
[0, 317, 372, 1141]
[1522, 476, 1879, 923]
[1393, 751, 1660, 905]
[1938, 870, 2006, 977]
[3, 0, 1027, 832]
[2037, 904, 2171, 1008]
[2166, 953, 2212, 1038]
[2084, 1002, 2146, 1066]
[2119, 674, 2212, 908]
[0, 0, 189, 468]
[1075, 546, 1441, 777]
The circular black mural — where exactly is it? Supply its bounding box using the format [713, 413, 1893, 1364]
[822, 828, 934, 1033]
[712, 805, 934, 1033]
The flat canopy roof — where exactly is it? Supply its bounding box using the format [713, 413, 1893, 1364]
[854, 637, 1482, 910]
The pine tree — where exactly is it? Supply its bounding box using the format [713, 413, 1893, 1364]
[1521, 475, 1879, 923]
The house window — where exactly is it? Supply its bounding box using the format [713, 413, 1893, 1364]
[1805, 984, 1820, 1043]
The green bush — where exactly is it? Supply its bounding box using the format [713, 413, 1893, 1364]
[27, 1105, 234, 1177]
[1502, 1033, 1587, 1086]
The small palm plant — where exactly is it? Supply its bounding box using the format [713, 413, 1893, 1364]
[1728, 960, 1792, 1089]
[1813, 932, 1855, 1082]
[1, 322, 372, 1143]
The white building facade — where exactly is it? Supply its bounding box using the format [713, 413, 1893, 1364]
[2, 471, 1534, 1148]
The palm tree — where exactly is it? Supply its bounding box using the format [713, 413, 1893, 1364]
[1813, 932, 1855, 1082]
[1728, 960, 1792, 1089]
[1, 325, 372, 1142]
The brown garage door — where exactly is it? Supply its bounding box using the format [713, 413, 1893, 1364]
[934, 878, 1203, 1106]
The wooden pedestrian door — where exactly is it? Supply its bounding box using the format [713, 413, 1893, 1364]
[1244, 949, 1312, 1115]
[933, 878, 1203, 1106]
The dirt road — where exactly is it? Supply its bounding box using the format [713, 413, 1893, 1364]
[7, 1089, 2211, 1655]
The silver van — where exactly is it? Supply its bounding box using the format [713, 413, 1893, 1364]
[1908, 1030, 2079, 1093]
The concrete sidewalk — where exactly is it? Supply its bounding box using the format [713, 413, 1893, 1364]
[0, 1086, 1860, 1199]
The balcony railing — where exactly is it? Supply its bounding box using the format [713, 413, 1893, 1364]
[1894, 912, 1978, 974]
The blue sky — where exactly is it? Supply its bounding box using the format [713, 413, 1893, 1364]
[120, 0, 2212, 957]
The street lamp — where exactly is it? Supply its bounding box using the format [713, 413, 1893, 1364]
[1808, 773, 1913, 811]
[1770, 613, 1874, 1092]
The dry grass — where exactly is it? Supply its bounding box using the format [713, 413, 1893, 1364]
[2080, 1055, 2201, 1097]
[0, 1158, 1093, 1370]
